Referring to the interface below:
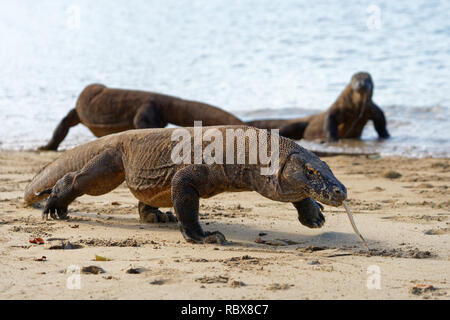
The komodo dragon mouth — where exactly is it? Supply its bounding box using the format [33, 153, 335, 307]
[303, 178, 347, 207]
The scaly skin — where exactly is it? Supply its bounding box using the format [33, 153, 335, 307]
[246, 72, 390, 142]
[25, 126, 347, 244]
[38, 84, 243, 151]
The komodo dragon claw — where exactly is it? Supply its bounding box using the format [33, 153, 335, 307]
[294, 198, 325, 229]
[42, 193, 69, 221]
[180, 222, 227, 245]
[203, 231, 227, 245]
[140, 210, 177, 223]
[138, 202, 177, 223]
[184, 231, 227, 245]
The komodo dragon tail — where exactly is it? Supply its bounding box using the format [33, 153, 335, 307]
[24, 140, 108, 205]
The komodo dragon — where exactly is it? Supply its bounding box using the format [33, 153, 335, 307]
[246, 72, 390, 142]
[38, 84, 243, 151]
[25, 126, 347, 244]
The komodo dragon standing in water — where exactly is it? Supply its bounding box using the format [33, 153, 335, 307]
[25, 126, 347, 244]
[38, 84, 243, 151]
[246, 72, 390, 142]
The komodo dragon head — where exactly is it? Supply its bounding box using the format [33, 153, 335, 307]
[278, 151, 347, 206]
[350, 72, 373, 100]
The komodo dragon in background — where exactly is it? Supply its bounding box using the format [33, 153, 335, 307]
[246, 72, 390, 142]
[25, 126, 347, 244]
[38, 84, 244, 151]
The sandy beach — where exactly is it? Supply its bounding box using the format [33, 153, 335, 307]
[0, 150, 448, 300]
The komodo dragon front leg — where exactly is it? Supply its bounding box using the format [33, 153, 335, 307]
[171, 164, 227, 244]
[43, 149, 125, 220]
[293, 198, 325, 228]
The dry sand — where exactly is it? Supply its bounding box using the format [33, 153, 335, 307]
[0, 150, 448, 300]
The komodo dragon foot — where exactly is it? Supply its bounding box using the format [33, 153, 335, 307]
[138, 202, 177, 223]
[38, 145, 57, 151]
[293, 198, 325, 228]
[42, 192, 70, 220]
[180, 222, 227, 245]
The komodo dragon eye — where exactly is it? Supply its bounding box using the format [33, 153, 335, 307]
[304, 164, 319, 177]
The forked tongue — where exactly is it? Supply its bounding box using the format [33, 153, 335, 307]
[343, 201, 369, 251]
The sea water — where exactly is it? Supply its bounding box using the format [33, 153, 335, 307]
[0, 0, 448, 157]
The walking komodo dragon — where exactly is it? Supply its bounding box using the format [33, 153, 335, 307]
[246, 72, 390, 142]
[39, 84, 243, 151]
[25, 126, 347, 244]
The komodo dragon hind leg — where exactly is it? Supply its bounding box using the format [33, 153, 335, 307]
[42, 149, 125, 220]
[138, 202, 177, 223]
[293, 198, 325, 228]
[39, 108, 80, 151]
[171, 165, 227, 245]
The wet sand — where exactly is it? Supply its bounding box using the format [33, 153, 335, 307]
[0, 151, 448, 299]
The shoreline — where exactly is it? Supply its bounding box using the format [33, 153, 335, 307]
[0, 150, 449, 299]
[2, 146, 450, 160]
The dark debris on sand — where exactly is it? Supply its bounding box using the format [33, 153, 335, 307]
[360, 248, 435, 259]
